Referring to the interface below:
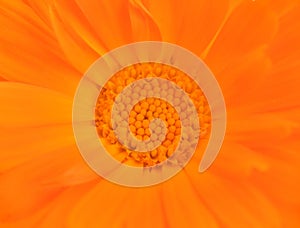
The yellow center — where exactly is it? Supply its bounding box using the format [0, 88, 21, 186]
[95, 62, 211, 167]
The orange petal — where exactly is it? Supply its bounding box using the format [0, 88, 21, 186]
[184, 163, 281, 227]
[268, 4, 300, 63]
[250, 4, 300, 112]
[0, 203, 47, 228]
[68, 173, 221, 227]
[202, 141, 269, 179]
[249, 144, 300, 227]
[264, 0, 300, 17]
[115, 186, 167, 228]
[251, 144, 300, 190]
[161, 171, 219, 227]
[223, 58, 300, 114]
[0, 182, 96, 227]
[74, 0, 133, 50]
[142, 0, 229, 57]
[68, 182, 128, 227]
[139, 0, 179, 41]
[128, 0, 161, 41]
[37, 182, 97, 227]
[0, 125, 74, 172]
[49, 0, 107, 56]
[0, 124, 98, 187]
[227, 113, 299, 149]
[205, 0, 278, 74]
[0, 1, 80, 95]
[23, 0, 53, 26]
[48, 4, 99, 73]
[237, 9, 300, 114]
[68, 182, 166, 227]
[0, 144, 97, 221]
[250, 146, 300, 205]
[251, 66, 300, 113]
[0, 82, 72, 127]
[0, 151, 63, 221]
[216, 48, 272, 107]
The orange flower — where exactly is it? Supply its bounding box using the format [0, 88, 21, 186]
[1, 0, 300, 227]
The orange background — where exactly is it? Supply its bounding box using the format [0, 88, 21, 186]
[0, 0, 299, 227]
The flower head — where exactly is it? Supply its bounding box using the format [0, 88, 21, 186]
[0, 0, 299, 227]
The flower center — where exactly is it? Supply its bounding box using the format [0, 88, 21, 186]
[95, 62, 211, 167]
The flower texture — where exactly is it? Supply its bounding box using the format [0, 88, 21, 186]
[0, 0, 300, 227]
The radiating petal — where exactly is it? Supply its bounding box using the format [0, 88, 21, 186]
[50, 0, 107, 56]
[215, 48, 271, 107]
[128, 0, 161, 41]
[48, 4, 99, 73]
[161, 172, 219, 227]
[0, 204, 47, 228]
[0, 125, 73, 172]
[268, 4, 300, 64]
[264, 0, 300, 17]
[245, 4, 300, 112]
[23, 0, 53, 26]
[74, 0, 133, 50]
[184, 160, 281, 227]
[116, 186, 167, 228]
[0, 0, 80, 95]
[231, 4, 300, 113]
[0, 82, 72, 127]
[68, 182, 167, 228]
[0, 182, 96, 227]
[205, 1, 278, 74]
[38, 182, 97, 227]
[204, 141, 269, 178]
[0, 144, 97, 221]
[142, 0, 229, 57]
[227, 113, 299, 149]
[248, 141, 300, 227]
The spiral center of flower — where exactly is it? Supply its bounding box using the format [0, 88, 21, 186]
[95, 62, 211, 167]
